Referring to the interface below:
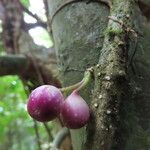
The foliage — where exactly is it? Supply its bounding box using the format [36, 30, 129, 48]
[0, 76, 51, 150]
[20, 0, 30, 8]
[0, 0, 54, 148]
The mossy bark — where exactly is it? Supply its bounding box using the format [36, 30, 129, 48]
[84, 1, 141, 149]
[48, 0, 150, 149]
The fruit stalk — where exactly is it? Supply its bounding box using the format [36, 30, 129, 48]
[60, 68, 93, 93]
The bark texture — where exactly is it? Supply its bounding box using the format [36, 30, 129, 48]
[48, 1, 109, 149]
[85, 0, 139, 149]
[48, 0, 149, 150]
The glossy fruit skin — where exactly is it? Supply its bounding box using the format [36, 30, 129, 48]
[61, 90, 90, 129]
[27, 85, 64, 122]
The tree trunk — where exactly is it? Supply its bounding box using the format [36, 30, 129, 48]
[48, 0, 150, 150]
[48, 1, 109, 149]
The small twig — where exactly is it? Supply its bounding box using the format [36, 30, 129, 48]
[19, 1, 44, 23]
[33, 120, 42, 150]
[108, 16, 138, 37]
[43, 123, 53, 142]
[51, 127, 70, 150]
[23, 22, 47, 30]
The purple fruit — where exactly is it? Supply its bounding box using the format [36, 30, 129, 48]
[61, 90, 90, 129]
[27, 85, 64, 122]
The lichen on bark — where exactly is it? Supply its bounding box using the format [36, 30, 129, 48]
[85, 0, 149, 150]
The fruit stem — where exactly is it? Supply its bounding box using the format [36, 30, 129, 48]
[60, 67, 93, 93]
[60, 80, 83, 93]
[76, 68, 92, 92]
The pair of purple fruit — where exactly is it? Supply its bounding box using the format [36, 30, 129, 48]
[27, 85, 90, 129]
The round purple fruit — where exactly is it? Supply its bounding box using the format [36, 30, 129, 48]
[27, 85, 64, 122]
[61, 90, 90, 129]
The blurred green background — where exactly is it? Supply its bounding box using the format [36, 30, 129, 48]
[0, 0, 53, 149]
[0, 76, 52, 149]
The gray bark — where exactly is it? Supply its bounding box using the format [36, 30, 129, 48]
[48, 0, 150, 150]
[48, 1, 109, 149]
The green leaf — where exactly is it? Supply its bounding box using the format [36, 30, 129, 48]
[20, 0, 30, 8]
